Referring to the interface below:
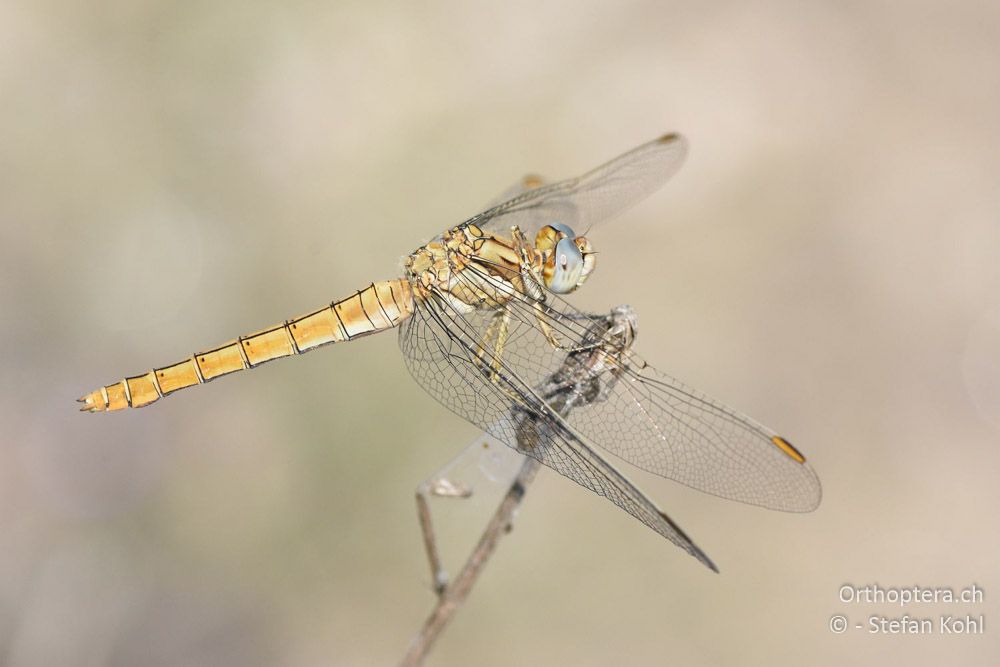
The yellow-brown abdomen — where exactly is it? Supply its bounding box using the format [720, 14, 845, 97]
[78, 279, 413, 412]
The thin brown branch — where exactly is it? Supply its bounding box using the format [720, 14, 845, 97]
[400, 457, 540, 667]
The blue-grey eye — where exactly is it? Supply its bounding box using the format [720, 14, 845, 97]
[548, 223, 576, 238]
[545, 237, 585, 294]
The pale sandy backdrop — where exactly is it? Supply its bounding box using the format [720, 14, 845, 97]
[1, 1, 998, 665]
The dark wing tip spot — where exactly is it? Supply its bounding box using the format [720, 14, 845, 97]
[771, 435, 807, 464]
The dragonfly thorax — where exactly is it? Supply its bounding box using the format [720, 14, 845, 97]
[404, 223, 595, 313]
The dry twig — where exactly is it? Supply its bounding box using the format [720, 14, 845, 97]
[400, 457, 540, 666]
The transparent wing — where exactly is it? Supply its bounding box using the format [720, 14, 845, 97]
[399, 277, 717, 570]
[423, 432, 526, 501]
[507, 282, 820, 512]
[466, 133, 687, 238]
[567, 353, 822, 512]
[418, 432, 528, 577]
[405, 261, 821, 513]
[483, 174, 549, 210]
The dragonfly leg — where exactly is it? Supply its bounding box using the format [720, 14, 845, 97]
[547, 308, 635, 355]
[489, 311, 510, 381]
[474, 310, 511, 384]
[508, 225, 568, 351]
[532, 300, 566, 349]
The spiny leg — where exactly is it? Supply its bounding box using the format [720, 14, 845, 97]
[506, 225, 568, 351]
[531, 300, 565, 350]
[485, 313, 542, 410]
[474, 310, 511, 383]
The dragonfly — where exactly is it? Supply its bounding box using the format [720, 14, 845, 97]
[79, 133, 822, 570]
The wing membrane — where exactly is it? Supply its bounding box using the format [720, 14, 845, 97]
[568, 352, 822, 512]
[483, 174, 549, 210]
[399, 277, 717, 569]
[468, 133, 687, 237]
[408, 261, 821, 512]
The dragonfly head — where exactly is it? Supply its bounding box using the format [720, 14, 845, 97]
[536, 224, 595, 294]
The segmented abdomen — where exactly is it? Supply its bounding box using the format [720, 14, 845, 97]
[79, 279, 413, 412]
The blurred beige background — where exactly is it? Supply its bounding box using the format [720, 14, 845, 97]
[1, 1, 998, 665]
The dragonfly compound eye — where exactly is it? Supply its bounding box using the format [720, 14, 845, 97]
[543, 237, 585, 294]
[548, 222, 576, 237]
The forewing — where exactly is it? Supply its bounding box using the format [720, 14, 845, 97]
[467, 134, 687, 238]
[399, 277, 716, 570]
[567, 354, 822, 512]
[483, 174, 548, 209]
[414, 264, 821, 513]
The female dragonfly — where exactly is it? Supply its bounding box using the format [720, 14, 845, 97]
[79, 134, 822, 570]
